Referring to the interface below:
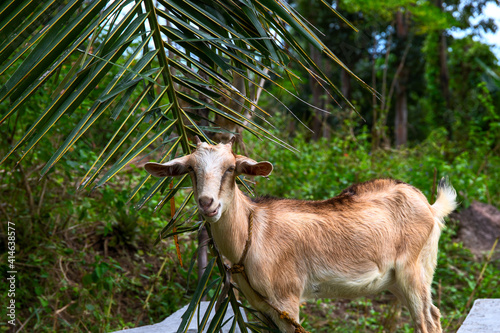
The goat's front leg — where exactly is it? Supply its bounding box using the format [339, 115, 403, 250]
[234, 273, 303, 332]
[265, 295, 301, 333]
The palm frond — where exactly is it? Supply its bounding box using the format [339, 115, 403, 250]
[0, 0, 372, 331]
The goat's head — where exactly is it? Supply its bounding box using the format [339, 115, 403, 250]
[144, 137, 273, 222]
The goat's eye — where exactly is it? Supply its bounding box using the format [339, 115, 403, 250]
[226, 166, 235, 173]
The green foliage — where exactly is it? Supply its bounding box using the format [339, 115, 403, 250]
[0, 0, 370, 184]
[0, 1, 369, 331]
[2, 0, 500, 332]
[436, 220, 500, 331]
[251, 123, 499, 208]
[246, 120, 500, 332]
[343, 0, 453, 32]
[0, 143, 198, 331]
[1, 109, 499, 331]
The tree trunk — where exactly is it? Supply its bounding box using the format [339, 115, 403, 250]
[435, 0, 450, 109]
[438, 32, 450, 107]
[310, 45, 327, 141]
[198, 226, 209, 299]
[395, 9, 409, 147]
[371, 34, 379, 151]
[341, 68, 351, 102]
[395, 68, 408, 147]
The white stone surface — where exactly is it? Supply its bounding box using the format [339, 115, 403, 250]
[457, 299, 500, 333]
[113, 301, 246, 333]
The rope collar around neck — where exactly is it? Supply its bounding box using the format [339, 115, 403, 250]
[228, 211, 253, 274]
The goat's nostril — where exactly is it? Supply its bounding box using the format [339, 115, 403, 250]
[199, 196, 214, 209]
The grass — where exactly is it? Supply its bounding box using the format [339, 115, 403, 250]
[247, 128, 500, 332]
[1, 126, 499, 332]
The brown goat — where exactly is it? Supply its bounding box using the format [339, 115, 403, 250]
[145, 139, 457, 333]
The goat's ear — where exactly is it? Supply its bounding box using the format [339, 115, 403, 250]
[145, 156, 190, 178]
[235, 156, 273, 177]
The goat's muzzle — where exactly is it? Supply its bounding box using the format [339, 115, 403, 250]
[199, 196, 220, 218]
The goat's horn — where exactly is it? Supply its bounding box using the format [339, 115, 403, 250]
[195, 136, 202, 145]
[228, 136, 236, 146]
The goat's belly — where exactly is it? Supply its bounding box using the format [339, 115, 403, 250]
[303, 269, 395, 300]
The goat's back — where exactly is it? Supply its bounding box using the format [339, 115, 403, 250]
[248, 179, 436, 294]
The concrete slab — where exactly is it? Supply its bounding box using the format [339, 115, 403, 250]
[113, 301, 247, 333]
[457, 299, 500, 333]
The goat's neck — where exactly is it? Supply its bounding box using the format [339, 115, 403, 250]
[210, 186, 253, 264]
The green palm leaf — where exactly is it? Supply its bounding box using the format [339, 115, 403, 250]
[0, 0, 373, 330]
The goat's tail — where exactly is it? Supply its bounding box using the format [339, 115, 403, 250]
[431, 177, 457, 228]
[419, 178, 457, 284]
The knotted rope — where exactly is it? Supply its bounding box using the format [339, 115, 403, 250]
[228, 211, 253, 274]
[279, 311, 308, 333]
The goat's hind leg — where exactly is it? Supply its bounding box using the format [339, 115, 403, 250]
[420, 222, 443, 333]
[391, 263, 441, 333]
[428, 303, 442, 333]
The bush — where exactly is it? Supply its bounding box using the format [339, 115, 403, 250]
[246, 124, 500, 332]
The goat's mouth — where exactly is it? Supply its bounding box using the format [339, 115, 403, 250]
[204, 204, 220, 218]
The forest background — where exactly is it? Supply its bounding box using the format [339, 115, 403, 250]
[0, 0, 500, 332]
